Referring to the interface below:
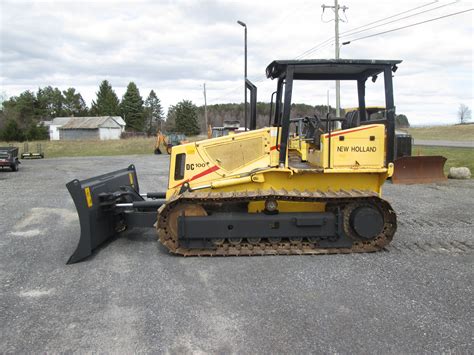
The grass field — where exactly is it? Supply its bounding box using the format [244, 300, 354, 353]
[0, 135, 207, 158]
[405, 124, 474, 141]
[412, 146, 474, 175]
[1, 138, 156, 158]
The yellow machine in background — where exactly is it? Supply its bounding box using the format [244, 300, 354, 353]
[288, 118, 310, 162]
[154, 131, 188, 155]
[66, 59, 400, 263]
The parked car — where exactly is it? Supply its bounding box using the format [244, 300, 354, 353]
[0, 146, 20, 171]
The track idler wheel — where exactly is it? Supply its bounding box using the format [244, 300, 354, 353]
[344, 203, 384, 241]
[166, 204, 207, 247]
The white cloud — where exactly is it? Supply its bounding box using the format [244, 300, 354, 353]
[0, 0, 472, 125]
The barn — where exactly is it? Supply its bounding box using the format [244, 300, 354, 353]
[58, 117, 122, 140]
[48, 117, 74, 140]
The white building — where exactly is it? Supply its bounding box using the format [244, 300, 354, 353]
[58, 117, 122, 140]
[111, 116, 126, 132]
[49, 116, 126, 140]
[48, 117, 74, 140]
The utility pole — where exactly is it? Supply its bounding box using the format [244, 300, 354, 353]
[322, 0, 348, 118]
[203, 83, 208, 129]
[237, 20, 247, 131]
[327, 89, 330, 115]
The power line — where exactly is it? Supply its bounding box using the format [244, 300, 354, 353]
[339, 0, 439, 35]
[211, 1, 434, 101]
[294, 0, 443, 59]
[296, 40, 337, 60]
[297, 0, 459, 59]
[343, 8, 473, 44]
[208, 3, 472, 104]
[340, 0, 459, 39]
[295, 38, 333, 59]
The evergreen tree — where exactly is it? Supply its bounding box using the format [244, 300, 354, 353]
[0, 91, 7, 110]
[165, 105, 176, 132]
[90, 80, 120, 116]
[26, 122, 49, 140]
[175, 100, 200, 135]
[3, 91, 37, 128]
[36, 86, 63, 118]
[121, 82, 144, 131]
[0, 119, 25, 141]
[63, 88, 88, 116]
[144, 90, 164, 134]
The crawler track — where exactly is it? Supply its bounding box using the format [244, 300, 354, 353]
[157, 189, 397, 256]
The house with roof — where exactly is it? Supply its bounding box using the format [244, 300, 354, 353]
[111, 116, 126, 132]
[58, 117, 123, 140]
[47, 117, 75, 140]
[48, 116, 126, 140]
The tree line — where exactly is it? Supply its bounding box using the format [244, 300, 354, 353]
[193, 103, 410, 132]
[0, 80, 167, 141]
[0, 80, 412, 142]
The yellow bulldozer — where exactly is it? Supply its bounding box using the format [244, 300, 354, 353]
[66, 59, 400, 263]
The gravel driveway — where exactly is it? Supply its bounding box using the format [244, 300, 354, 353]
[1, 155, 472, 353]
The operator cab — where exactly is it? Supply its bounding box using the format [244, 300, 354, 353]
[265, 59, 401, 169]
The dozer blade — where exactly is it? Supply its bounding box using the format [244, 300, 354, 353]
[66, 165, 140, 264]
[392, 156, 447, 184]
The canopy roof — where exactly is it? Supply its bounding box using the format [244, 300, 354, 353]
[266, 59, 402, 80]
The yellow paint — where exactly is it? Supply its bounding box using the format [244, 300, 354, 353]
[128, 173, 135, 187]
[320, 125, 385, 169]
[248, 201, 325, 213]
[387, 162, 394, 177]
[251, 174, 265, 183]
[211, 176, 253, 188]
[288, 136, 309, 161]
[165, 123, 390, 203]
[84, 187, 93, 208]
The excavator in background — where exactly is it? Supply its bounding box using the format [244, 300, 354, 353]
[344, 107, 447, 184]
[66, 59, 400, 263]
[154, 131, 188, 155]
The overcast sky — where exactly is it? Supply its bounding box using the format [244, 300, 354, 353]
[1, 0, 473, 125]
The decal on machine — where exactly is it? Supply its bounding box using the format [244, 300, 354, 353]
[186, 162, 207, 170]
[337, 146, 377, 153]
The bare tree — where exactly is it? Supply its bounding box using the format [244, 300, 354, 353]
[458, 104, 472, 124]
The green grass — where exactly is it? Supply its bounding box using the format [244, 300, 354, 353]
[412, 146, 474, 176]
[0, 135, 208, 158]
[404, 124, 474, 141]
[1, 138, 156, 158]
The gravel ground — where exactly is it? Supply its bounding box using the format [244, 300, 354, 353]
[1, 155, 473, 353]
